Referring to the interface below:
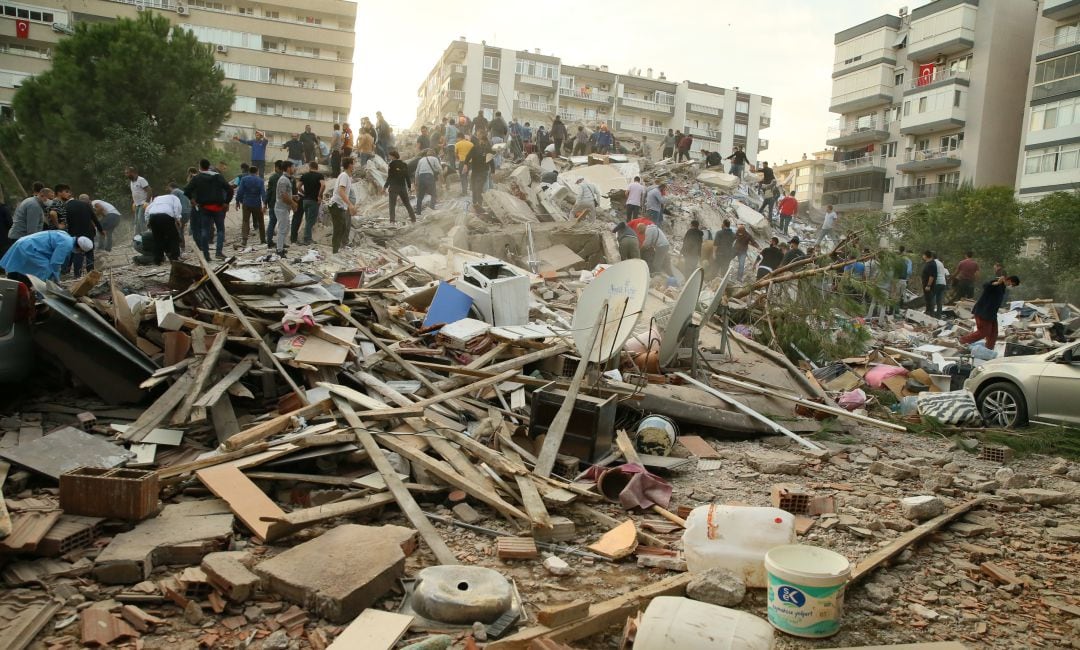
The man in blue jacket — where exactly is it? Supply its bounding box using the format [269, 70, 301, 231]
[233, 131, 269, 177]
[1, 230, 91, 283]
[235, 166, 267, 246]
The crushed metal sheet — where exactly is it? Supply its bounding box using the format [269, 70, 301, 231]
[0, 426, 131, 480]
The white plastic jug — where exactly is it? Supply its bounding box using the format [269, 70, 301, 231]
[682, 504, 796, 587]
[633, 596, 774, 650]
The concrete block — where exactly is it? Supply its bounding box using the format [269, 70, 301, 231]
[93, 500, 234, 585]
[509, 165, 532, 191]
[255, 524, 416, 624]
[900, 495, 945, 522]
[696, 171, 739, 190]
[201, 551, 259, 603]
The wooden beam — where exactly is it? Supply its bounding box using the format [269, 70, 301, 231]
[503, 444, 552, 530]
[195, 254, 307, 404]
[172, 331, 228, 425]
[156, 443, 270, 479]
[194, 355, 256, 408]
[335, 398, 459, 566]
[262, 493, 397, 542]
[209, 395, 240, 443]
[435, 344, 571, 392]
[121, 369, 196, 442]
[220, 399, 332, 451]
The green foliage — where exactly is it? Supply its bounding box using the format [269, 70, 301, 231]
[758, 275, 875, 364]
[894, 184, 1025, 269]
[981, 425, 1080, 461]
[1, 12, 233, 204]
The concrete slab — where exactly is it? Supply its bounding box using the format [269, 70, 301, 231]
[255, 524, 417, 624]
[485, 190, 540, 224]
[697, 171, 740, 190]
[93, 500, 234, 585]
[201, 551, 259, 603]
[559, 165, 627, 210]
[734, 201, 768, 234]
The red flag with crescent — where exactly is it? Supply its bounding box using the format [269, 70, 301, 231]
[15, 19, 30, 39]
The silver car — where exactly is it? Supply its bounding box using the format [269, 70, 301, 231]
[0, 277, 35, 383]
[965, 340, 1080, 427]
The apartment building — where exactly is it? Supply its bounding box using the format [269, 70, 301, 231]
[0, 0, 356, 146]
[773, 151, 837, 212]
[414, 39, 771, 161]
[825, 0, 1036, 214]
[1016, 0, 1080, 199]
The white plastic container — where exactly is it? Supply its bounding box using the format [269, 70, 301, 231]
[633, 596, 774, 650]
[682, 505, 796, 588]
[765, 544, 851, 638]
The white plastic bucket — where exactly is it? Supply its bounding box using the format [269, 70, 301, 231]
[764, 544, 850, 638]
[633, 596, 774, 650]
[636, 415, 678, 456]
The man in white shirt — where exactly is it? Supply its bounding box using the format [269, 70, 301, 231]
[328, 156, 357, 254]
[126, 167, 151, 236]
[573, 178, 601, 221]
[144, 192, 183, 265]
[625, 176, 645, 219]
[934, 253, 949, 317]
[816, 204, 839, 249]
[414, 149, 441, 216]
[90, 198, 121, 252]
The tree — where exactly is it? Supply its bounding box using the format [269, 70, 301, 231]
[893, 185, 1026, 268]
[1, 12, 233, 203]
[1024, 191, 1080, 274]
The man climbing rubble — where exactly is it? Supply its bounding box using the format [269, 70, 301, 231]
[645, 182, 668, 227]
[959, 275, 1021, 349]
[572, 178, 601, 221]
[384, 150, 416, 225]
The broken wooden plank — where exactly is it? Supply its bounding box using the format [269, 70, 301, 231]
[334, 399, 459, 566]
[121, 370, 197, 442]
[156, 443, 270, 479]
[677, 435, 721, 459]
[220, 399, 332, 451]
[327, 609, 413, 650]
[850, 497, 988, 584]
[209, 395, 241, 443]
[262, 493, 397, 543]
[172, 331, 228, 425]
[110, 275, 138, 344]
[435, 343, 571, 392]
[196, 464, 284, 543]
[537, 600, 590, 628]
[194, 355, 256, 408]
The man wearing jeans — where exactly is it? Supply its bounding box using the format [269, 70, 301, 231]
[454, 134, 473, 196]
[921, 251, 940, 318]
[298, 161, 325, 245]
[126, 167, 151, 236]
[236, 166, 266, 246]
[183, 159, 230, 262]
[816, 205, 838, 248]
[273, 161, 298, 255]
[328, 157, 356, 253]
[777, 191, 798, 235]
[414, 149, 440, 216]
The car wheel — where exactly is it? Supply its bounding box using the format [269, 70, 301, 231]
[977, 382, 1028, 428]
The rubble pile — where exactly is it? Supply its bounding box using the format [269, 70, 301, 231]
[0, 151, 1078, 650]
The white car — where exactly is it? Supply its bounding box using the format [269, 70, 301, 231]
[964, 340, 1080, 428]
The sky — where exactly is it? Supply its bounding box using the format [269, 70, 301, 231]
[350, 0, 900, 165]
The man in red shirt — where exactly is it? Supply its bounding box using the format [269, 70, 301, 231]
[626, 215, 655, 245]
[952, 250, 980, 300]
[777, 191, 798, 235]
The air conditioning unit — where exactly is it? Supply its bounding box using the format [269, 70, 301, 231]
[599, 83, 609, 91]
[935, 55, 946, 65]
[176, 4, 187, 15]
[216, 45, 228, 54]
[899, 6, 909, 17]
[135, 3, 144, 10]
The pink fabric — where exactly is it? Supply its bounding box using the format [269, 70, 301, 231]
[864, 364, 907, 388]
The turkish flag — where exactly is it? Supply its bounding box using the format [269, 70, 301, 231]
[917, 63, 935, 87]
[15, 18, 30, 39]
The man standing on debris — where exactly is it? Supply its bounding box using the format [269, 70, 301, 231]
[184, 159, 231, 262]
[727, 145, 750, 178]
[816, 204, 839, 248]
[921, 251, 941, 318]
[342, 122, 355, 159]
[777, 190, 798, 235]
[415, 149, 441, 216]
[328, 157, 356, 254]
[272, 161, 298, 255]
[759, 180, 779, 225]
[91, 198, 121, 252]
[959, 275, 1021, 348]
[416, 126, 431, 154]
[233, 131, 269, 177]
[384, 150, 416, 224]
[265, 160, 283, 243]
[662, 129, 677, 160]
[300, 125, 318, 164]
[614, 222, 640, 260]
[0, 230, 92, 283]
[682, 220, 704, 275]
[169, 183, 191, 253]
[536, 126, 551, 156]
[625, 176, 645, 219]
[595, 125, 614, 155]
[282, 134, 305, 169]
[756, 236, 784, 280]
[8, 182, 48, 241]
[710, 219, 735, 279]
[733, 224, 760, 280]
[638, 222, 671, 275]
[236, 166, 266, 247]
[330, 124, 343, 177]
[645, 182, 668, 227]
[676, 132, 693, 162]
[466, 136, 492, 214]
[376, 112, 394, 160]
[933, 253, 949, 316]
[143, 190, 183, 265]
[299, 161, 325, 245]
[59, 193, 104, 278]
[572, 126, 589, 156]
[893, 245, 913, 315]
[357, 128, 376, 167]
[781, 236, 805, 268]
[455, 134, 474, 196]
[490, 111, 509, 142]
[952, 250, 979, 300]
[550, 116, 567, 156]
[126, 167, 151, 236]
[572, 177, 601, 221]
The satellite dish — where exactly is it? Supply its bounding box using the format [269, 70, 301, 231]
[700, 266, 733, 325]
[571, 259, 649, 363]
[658, 267, 704, 367]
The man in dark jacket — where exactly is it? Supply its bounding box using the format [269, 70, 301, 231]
[59, 194, 103, 278]
[550, 116, 567, 155]
[757, 237, 784, 280]
[383, 150, 415, 224]
[682, 220, 704, 276]
[281, 134, 305, 167]
[711, 220, 735, 278]
[466, 136, 491, 214]
[184, 159, 232, 261]
[473, 110, 489, 135]
[299, 125, 318, 163]
[490, 111, 508, 140]
[959, 275, 1020, 349]
[920, 250, 939, 317]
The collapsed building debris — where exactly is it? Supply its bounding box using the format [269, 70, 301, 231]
[0, 149, 1077, 650]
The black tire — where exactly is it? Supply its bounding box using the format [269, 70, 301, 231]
[976, 381, 1028, 428]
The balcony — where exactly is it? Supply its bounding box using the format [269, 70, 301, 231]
[517, 74, 554, 89]
[758, 139, 769, 152]
[822, 188, 885, 212]
[825, 155, 888, 177]
[448, 64, 467, 78]
[514, 99, 555, 115]
[825, 119, 890, 147]
[900, 87, 967, 135]
[903, 69, 970, 95]
[685, 125, 722, 140]
[1037, 30, 1080, 59]
[616, 121, 668, 136]
[441, 90, 464, 111]
[687, 103, 721, 116]
[829, 83, 894, 114]
[1044, 0, 1080, 20]
[893, 182, 958, 204]
[759, 116, 771, 129]
[896, 145, 962, 173]
[617, 97, 675, 115]
[907, 3, 977, 62]
[559, 88, 611, 103]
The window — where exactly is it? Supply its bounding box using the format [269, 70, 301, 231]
[893, 106, 902, 122]
[291, 106, 316, 120]
[1, 2, 56, 23]
[264, 9, 279, 18]
[954, 90, 962, 107]
[735, 100, 750, 113]
[483, 55, 500, 71]
[895, 72, 905, 86]
[915, 176, 927, 187]
[184, 24, 262, 50]
[216, 62, 271, 83]
[237, 6, 253, 15]
[882, 142, 897, 158]
[915, 138, 930, 151]
[940, 133, 963, 150]
[263, 40, 282, 52]
[295, 46, 320, 58]
[560, 76, 574, 90]
[918, 96, 927, 112]
[1030, 96, 1080, 131]
[333, 110, 347, 123]
[948, 54, 972, 75]
[189, 0, 225, 9]
[481, 82, 499, 96]
[0, 42, 50, 58]
[297, 15, 322, 25]
[938, 172, 960, 185]
[1024, 143, 1080, 174]
[232, 96, 256, 113]
[884, 178, 893, 193]
[903, 101, 910, 116]
[1035, 51, 1080, 85]
[734, 123, 748, 137]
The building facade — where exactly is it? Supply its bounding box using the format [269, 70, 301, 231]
[1016, 0, 1080, 200]
[825, 0, 1036, 214]
[414, 40, 771, 162]
[0, 0, 356, 147]
[773, 151, 837, 212]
